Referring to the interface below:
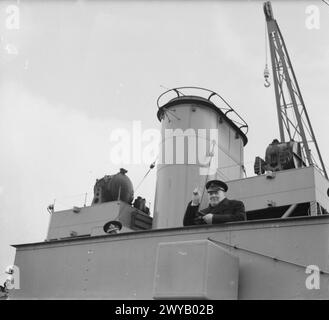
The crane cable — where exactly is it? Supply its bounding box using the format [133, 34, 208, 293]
[264, 22, 271, 88]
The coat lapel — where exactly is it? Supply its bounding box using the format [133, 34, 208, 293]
[216, 198, 229, 211]
[202, 198, 229, 215]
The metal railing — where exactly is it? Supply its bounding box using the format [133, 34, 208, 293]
[157, 86, 248, 135]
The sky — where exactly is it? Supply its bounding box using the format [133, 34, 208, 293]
[0, 0, 329, 285]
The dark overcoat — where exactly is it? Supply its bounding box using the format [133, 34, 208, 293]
[183, 198, 246, 226]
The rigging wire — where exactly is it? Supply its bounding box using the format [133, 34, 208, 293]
[135, 160, 157, 192]
[160, 85, 186, 97]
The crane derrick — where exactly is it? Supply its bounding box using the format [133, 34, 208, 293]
[263, 1, 328, 179]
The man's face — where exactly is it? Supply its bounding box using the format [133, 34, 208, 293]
[107, 224, 119, 233]
[208, 190, 223, 206]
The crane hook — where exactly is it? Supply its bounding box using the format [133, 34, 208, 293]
[263, 64, 271, 88]
[264, 78, 271, 88]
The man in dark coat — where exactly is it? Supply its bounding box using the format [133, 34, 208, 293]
[183, 180, 246, 226]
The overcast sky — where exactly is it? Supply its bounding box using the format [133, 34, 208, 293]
[1, 0, 329, 285]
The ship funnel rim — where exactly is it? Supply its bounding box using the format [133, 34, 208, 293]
[157, 86, 248, 146]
